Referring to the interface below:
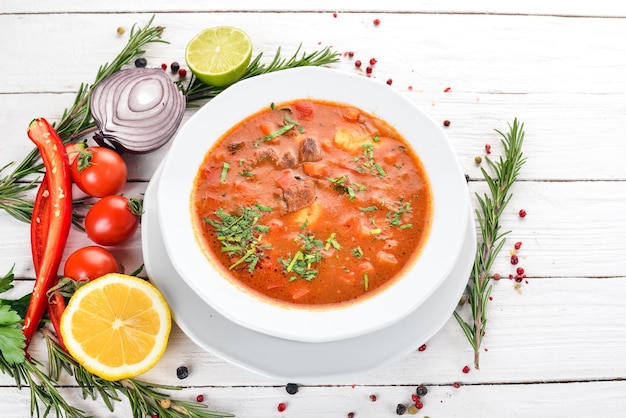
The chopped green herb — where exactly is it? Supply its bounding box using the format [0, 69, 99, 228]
[387, 200, 412, 228]
[205, 206, 273, 272]
[363, 272, 369, 291]
[253, 116, 300, 146]
[324, 233, 341, 250]
[279, 233, 326, 281]
[360, 206, 378, 213]
[220, 161, 230, 183]
[351, 246, 364, 258]
[351, 142, 387, 177]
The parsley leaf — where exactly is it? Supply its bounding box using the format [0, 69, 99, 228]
[0, 304, 26, 364]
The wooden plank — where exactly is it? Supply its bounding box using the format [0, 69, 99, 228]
[2, 180, 625, 279]
[2, 0, 626, 17]
[2, 92, 626, 182]
[1, 12, 625, 95]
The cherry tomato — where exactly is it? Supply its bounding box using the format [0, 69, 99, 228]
[64, 246, 119, 280]
[85, 195, 140, 246]
[71, 146, 127, 197]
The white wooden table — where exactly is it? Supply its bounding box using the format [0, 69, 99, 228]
[2, 2, 626, 417]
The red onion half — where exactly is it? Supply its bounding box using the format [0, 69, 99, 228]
[90, 68, 186, 153]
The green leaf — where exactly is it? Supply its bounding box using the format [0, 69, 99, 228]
[0, 305, 26, 364]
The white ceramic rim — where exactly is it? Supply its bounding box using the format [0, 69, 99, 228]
[156, 67, 469, 342]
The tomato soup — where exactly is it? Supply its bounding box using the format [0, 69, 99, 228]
[191, 99, 432, 307]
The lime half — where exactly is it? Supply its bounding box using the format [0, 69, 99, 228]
[185, 26, 253, 87]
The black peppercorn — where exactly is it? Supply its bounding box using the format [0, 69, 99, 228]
[170, 61, 180, 74]
[396, 403, 407, 415]
[134, 57, 147, 68]
[416, 384, 428, 396]
[285, 383, 299, 395]
[176, 365, 189, 379]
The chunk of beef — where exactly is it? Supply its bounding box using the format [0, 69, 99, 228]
[299, 137, 322, 162]
[283, 179, 317, 212]
[278, 149, 298, 168]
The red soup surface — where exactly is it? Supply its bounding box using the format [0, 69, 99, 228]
[191, 99, 433, 307]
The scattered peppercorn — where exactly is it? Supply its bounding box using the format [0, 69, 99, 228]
[462, 365, 470, 373]
[516, 267, 525, 275]
[159, 398, 171, 409]
[117, 27, 125, 35]
[416, 384, 428, 396]
[161, 63, 167, 70]
[453, 382, 461, 388]
[366, 66, 373, 74]
[414, 400, 424, 410]
[510, 254, 519, 265]
[178, 68, 187, 78]
[170, 61, 180, 74]
[407, 405, 418, 415]
[465, 174, 470, 182]
[411, 394, 420, 403]
[485, 143, 491, 154]
[418, 343, 427, 352]
[333, 12, 338, 18]
[196, 394, 204, 402]
[369, 58, 377, 65]
[176, 366, 189, 379]
[348, 51, 355, 57]
[443, 119, 451, 127]
[348, 412, 355, 418]
[396, 403, 407, 415]
[354, 60, 362, 68]
[474, 155, 482, 164]
[373, 18, 381, 26]
[134, 57, 148, 68]
[444, 87, 451, 92]
[519, 209, 527, 218]
[277, 402, 287, 412]
[386, 79, 393, 85]
[369, 394, 377, 402]
[515, 275, 524, 283]
[286, 383, 299, 395]
[514, 241, 523, 250]
[493, 273, 501, 280]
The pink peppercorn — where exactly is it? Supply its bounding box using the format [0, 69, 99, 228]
[511, 254, 519, 265]
[348, 51, 355, 57]
[196, 394, 204, 402]
[373, 18, 381, 25]
[411, 394, 420, 403]
[415, 400, 424, 409]
[418, 343, 427, 352]
[443, 119, 451, 127]
[354, 60, 362, 68]
[178, 68, 187, 78]
[370, 394, 377, 402]
[348, 413, 355, 418]
[369, 58, 377, 65]
[462, 365, 470, 373]
[485, 143, 491, 154]
[386, 78, 393, 85]
[366, 66, 373, 74]
[277, 402, 287, 412]
[516, 267, 525, 275]
[161, 63, 167, 70]
[519, 209, 527, 217]
[444, 86, 451, 92]
[453, 382, 461, 388]
[514, 241, 523, 250]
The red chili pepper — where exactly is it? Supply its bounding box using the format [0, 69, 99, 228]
[30, 175, 68, 351]
[23, 118, 73, 349]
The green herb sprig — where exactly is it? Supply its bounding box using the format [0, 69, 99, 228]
[0, 16, 165, 227]
[454, 118, 526, 369]
[182, 44, 340, 103]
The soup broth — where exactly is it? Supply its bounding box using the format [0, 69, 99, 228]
[191, 99, 433, 307]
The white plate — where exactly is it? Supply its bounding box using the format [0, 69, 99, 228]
[156, 67, 470, 343]
[143, 162, 476, 383]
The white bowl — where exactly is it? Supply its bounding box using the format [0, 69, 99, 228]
[156, 67, 469, 343]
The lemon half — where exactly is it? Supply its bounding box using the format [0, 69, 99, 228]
[60, 273, 171, 381]
[185, 26, 253, 87]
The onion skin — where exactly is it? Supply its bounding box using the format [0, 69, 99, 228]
[90, 68, 186, 153]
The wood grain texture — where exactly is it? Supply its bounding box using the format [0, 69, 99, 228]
[1, 2, 625, 417]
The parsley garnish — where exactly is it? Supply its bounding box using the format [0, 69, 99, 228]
[253, 116, 300, 147]
[205, 205, 273, 272]
[0, 267, 25, 365]
[280, 232, 339, 281]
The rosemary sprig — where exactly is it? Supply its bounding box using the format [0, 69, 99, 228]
[44, 332, 233, 418]
[182, 44, 340, 103]
[0, 16, 165, 225]
[454, 118, 526, 369]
